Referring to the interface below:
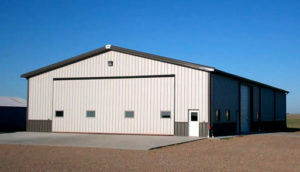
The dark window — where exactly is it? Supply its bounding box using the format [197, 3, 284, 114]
[108, 61, 113, 66]
[191, 112, 198, 121]
[125, 111, 134, 118]
[161, 111, 171, 118]
[56, 111, 64, 117]
[86, 111, 95, 118]
[216, 109, 220, 121]
[226, 110, 230, 121]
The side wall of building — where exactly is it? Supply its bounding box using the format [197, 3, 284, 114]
[258, 88, 286, 131]
[211, 74, 287, 136]
[27, 51, 210, 136]
[251, 86, 260, 123]
[276, 92, 286, 121]
[261, 88, 275, 121]
[211, 74, 239, 136]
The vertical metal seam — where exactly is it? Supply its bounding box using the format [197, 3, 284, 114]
[173, 75, 176, 135]
[187, 111, 189, 136]
[207, 72, 211, 137]
[51, 79, 54, 132]
[209, 73, 214, 137]
[26, 79, 29, 131]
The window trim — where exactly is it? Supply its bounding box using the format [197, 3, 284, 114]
[160, 111, 171, 119]
[55, 110, 64, 117]
[108, 60, 113, 67]
[125, 111, 134, 118]
[190, 112, 198, 121]
[86, 110, 96, 118]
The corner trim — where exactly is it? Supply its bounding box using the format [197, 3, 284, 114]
[209, 73, 213, 137]
[26, 79, 29, 131]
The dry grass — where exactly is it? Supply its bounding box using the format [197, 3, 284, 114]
[287, 114, 300, 129]
[1, 134, 300, 172]
[287, 114, 300, 119]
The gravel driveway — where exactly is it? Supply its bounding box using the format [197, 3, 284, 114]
[1, 133, 300, 171]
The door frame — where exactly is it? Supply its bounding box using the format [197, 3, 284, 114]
[188, 109, 200, 137]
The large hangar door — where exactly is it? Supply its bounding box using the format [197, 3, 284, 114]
[52, 76, 175, 135]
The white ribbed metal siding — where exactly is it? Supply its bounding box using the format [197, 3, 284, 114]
[52, 77, 174, 134]
[28, 51, 209, 132]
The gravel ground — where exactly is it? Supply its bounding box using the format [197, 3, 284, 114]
[0, 134, 300, 172]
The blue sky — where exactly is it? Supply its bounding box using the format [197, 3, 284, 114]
[0, 0, 299, 113]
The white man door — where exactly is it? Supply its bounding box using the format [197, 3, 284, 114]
[188, 110, 199, 136]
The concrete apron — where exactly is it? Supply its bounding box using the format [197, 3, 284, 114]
[0, 132, 205, 150]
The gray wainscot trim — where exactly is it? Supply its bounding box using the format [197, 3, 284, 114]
[27, 120, 52, 132]
[175, 122, 208, 137]
[199, 122, 209, 137]
[174, 122, 188, 136]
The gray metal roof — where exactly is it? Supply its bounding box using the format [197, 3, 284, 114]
[20, 44, 288, 93]
[0, 97, 27, 107]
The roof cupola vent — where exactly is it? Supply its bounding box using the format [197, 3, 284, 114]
[105, 44, 111, 49]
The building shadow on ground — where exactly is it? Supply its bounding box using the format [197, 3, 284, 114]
[284, 127, 300, 132]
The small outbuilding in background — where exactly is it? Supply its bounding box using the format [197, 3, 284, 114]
[0, 97, 27, 132]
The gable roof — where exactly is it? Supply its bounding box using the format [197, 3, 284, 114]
[21, 44, 288, 93]
[21, 45, 215, 78]
[0, 97, 27, 107]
